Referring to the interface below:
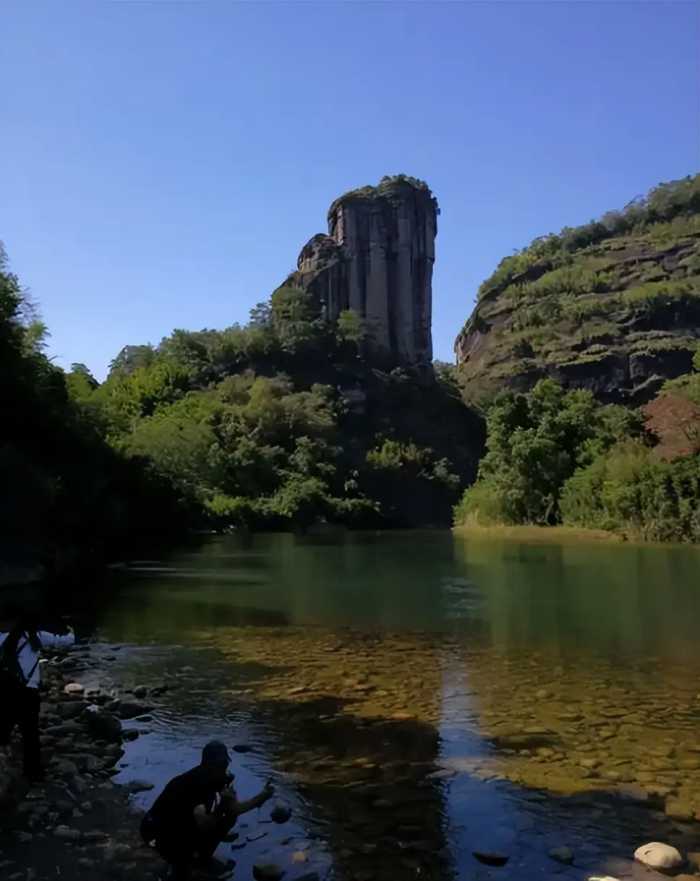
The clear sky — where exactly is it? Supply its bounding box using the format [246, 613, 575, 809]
[3, 1, 699, 380]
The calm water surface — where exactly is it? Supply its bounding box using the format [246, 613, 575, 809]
[94, 531, 700, 881]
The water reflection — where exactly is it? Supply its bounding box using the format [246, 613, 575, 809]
[97, 531, 700, 880]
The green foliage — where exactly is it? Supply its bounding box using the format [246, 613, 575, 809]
[336, 309, 367, 350]
[506, 264, 613, 303]
[93, 358, 192, 436]
[330, 175, 436, 216]
[457, 373, 700, 542]
[108, 344, 156, 376]
[270, 285, 323, 353]
[560, 443, 700, 542]
[454, 380, 643, 526]
[619, 279, 700, 316]
[364, 440, 461, 526]
[0, 245, 189, 583]
[124, 410, 223, 500]
[479, 173, 700, 299]
[663, 346, 700, 404]
[1, 208, 485, 552]
[266, 475, 330, 527]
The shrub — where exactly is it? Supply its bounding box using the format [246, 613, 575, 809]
[561, 443, 700, 542]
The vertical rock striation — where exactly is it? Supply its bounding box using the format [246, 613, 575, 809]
[286, 175, 438, 364]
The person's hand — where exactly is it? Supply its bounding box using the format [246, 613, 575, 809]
[220, 786, 236, 804]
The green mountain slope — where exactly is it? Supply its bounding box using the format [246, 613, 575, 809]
[455, 174, 700, 404]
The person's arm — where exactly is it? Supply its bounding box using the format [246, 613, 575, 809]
[222, 782, 275, 817]
[37, 628, 75, 650]
[193, 782, 274, 833]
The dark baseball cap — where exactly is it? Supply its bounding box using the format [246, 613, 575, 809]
[201, 740, 231, 766]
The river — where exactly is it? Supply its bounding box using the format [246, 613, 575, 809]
[92, 530, 700, 880]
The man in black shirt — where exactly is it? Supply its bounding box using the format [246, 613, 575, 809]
[142, 741, 274, 880]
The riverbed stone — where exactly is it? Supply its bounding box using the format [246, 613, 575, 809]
[116, 701, 152, 720]
[63, 683, 84, 695]
[58, 701, 86, 720]
[53, 825, 81, 841]
[270, 804, 292, 823]
[85, 711, 122, 742]
[253, 863, 285, 881]
[664, 798, 695, 821]
[472, 851, 509, 867]
[634, 842, 684, 871]
[686, 852, 700, 872]
[124, 780, 154, 794]
[549, 846, 574, 864]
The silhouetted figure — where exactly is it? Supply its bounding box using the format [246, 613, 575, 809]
[0, 609, 75, 781]
[141, 741, 274, 881]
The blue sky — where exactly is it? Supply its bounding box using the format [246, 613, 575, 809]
[3, 1, 698, 379]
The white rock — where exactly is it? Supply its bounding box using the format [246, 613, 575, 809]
[588, 877, 620, 880]
[53, 825, 81, 841]
[63, 683, 84, 695]
[634, 842, 683, 871]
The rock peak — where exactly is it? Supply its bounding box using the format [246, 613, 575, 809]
[287, 175, 438, 364]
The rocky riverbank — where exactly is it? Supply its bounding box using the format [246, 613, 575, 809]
[6, 626, 700, 881]
[0, 643, 163, 881]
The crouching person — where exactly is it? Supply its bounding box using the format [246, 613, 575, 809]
[141, 740, 274, 880]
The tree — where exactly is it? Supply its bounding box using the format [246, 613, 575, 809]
[108, 344, 156, 377]
[249, 301, 272, 328]
[66, 363, 100, 407]
[560, 443, 700, 542]
[267, 474, 330, 528]
[364, 439, 460, 526]
[158, 330, 210, 380]
[455, 380, 627, 525]
[270, 285, 322, 352]
[336, 309, 366, 352]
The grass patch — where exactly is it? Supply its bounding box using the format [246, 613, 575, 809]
[453, 523, 624, 544]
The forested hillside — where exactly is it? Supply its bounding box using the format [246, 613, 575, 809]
[0, 247, 187, 585]
[2, 241, 483, 585]
[68, 286, 482, 531]
[455, 175, 700, 404]
[454, 174, 700, 542]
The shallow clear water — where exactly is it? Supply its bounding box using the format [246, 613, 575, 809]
[94, 531, 700, 880]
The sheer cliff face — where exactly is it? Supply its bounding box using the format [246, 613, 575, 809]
[290, 178, 438, 364]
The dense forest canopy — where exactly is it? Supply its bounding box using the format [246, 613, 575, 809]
[453, 369, 700, 542]
[70, 281, 481, 531]
[0, 245, 188, 585]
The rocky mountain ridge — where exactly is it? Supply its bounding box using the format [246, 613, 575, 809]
[455, 174, 700, 403]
